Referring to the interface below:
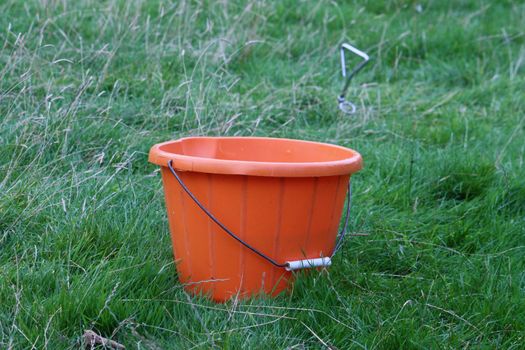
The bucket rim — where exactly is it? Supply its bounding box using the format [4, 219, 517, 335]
[148, 136, 362, 177]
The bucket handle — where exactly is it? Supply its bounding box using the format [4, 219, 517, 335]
[167, 160, 352, 271]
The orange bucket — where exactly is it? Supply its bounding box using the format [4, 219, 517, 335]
[149, 137, 362, 302]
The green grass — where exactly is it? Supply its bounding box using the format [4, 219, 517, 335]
[1, 0, 525, 348]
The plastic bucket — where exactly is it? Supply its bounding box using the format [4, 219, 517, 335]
[149, 136, 362, 302]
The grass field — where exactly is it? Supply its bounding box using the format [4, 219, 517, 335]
[1, 0, 525, 348]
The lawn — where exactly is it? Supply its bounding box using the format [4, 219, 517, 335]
[1, 0, 525, 348]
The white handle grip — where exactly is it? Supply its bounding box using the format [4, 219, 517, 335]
[285, 257, 332, 271]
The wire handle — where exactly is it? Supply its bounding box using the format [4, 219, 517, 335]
[167, 160, 353, 271]
[338, 43, 370, 114]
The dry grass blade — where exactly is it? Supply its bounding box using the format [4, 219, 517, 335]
[83, 330, 125, 350]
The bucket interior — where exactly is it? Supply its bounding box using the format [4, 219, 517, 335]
[157, 137, 358, 163]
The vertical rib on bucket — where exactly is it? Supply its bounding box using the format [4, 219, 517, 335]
[161, 168, 349, 302]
